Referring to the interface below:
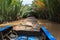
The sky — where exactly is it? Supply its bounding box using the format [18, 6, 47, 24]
[22, 0, 34, 5]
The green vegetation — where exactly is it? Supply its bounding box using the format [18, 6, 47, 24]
[31, 0, 60, 22]
[0, 0, 32, 23]
[0, 0, 60, 23]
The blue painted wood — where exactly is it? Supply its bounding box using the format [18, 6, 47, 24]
[18, 36, 38, 40]
[41, 26, 56, 40]
[0, 25, 12, 32]
[28, 36, 37, 40]
[18, 36, 27, 40]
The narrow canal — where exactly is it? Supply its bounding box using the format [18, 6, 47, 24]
[0, 18, 60, 40]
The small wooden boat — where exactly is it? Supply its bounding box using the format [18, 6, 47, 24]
[0, 25, 56, 40]
[0, 17, 56, 40]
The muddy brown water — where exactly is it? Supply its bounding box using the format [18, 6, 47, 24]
[39, 20, 60, 40]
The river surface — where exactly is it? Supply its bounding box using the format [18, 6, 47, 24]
[39, 20, 60, 40]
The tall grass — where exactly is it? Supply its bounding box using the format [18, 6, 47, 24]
[0, 0, 33, 23]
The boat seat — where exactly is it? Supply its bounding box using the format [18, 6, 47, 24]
[0, 25, 12, 40]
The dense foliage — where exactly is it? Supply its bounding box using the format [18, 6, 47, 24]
[0, 0, 32, 23]
[0, 0, 60, 23]
[32, 0, 60, 22]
